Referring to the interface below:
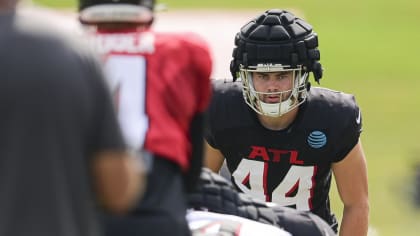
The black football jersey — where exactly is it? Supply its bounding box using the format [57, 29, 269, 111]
[205, 80, 362, 226]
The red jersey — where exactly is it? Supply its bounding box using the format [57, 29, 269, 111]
[89, 28, 212, 170]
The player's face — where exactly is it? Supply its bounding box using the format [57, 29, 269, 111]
[252, 71, 294, 104]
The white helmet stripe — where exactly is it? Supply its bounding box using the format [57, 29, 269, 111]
[79, 4, 153, 23]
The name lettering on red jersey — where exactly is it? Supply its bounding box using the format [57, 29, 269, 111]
[91, 32, 155, 54]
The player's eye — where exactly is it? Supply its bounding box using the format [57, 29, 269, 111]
[255, 73, 267, 80]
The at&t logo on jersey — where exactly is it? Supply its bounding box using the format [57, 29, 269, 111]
[307, 131, 327, 149]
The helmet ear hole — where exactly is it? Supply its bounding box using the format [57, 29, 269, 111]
[307, 82, 311, 91]
[230, 60, 239, 81]
[311, 61, 323, 83]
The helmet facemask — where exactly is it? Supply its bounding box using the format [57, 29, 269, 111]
[240, 63, 309, 117]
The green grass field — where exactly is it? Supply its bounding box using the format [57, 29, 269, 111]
[30, 0, 420, 235]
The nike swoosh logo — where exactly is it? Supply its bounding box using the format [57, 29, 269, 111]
[356, 110, 361, 124]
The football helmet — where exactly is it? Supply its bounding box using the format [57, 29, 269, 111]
[230, 9, 323, 117]
[79, 0, 155, 24]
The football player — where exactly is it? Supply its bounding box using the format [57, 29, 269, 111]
[204, 9, 369, 236]
[78, 0, 213, 235]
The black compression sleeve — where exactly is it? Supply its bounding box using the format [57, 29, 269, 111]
[183, 112, 205, 193]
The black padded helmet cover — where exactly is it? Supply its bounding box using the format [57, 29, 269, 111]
[230, 9, 323, 82]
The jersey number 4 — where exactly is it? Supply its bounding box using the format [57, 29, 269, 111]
[104, 55, 148, 151]
[232, 159, 315, 211]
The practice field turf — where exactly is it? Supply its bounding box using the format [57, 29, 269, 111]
[30, 0, 420, 235]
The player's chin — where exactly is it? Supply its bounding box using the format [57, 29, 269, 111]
[263, 97, 281, 103]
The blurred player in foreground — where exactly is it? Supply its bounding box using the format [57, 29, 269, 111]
[0, 1, 145, 236]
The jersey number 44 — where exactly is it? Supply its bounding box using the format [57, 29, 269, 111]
[232, 159, 316, 211]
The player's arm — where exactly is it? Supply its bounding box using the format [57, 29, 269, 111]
[184, 113, 206, 193]
[204, 141, 225, 173]
[332, 140, 369, 236]
[92, 151, 146, 215]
